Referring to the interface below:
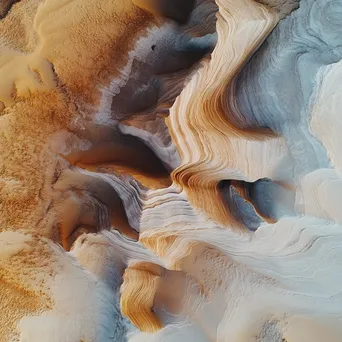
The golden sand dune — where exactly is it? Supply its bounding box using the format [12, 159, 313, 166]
[1, 0, 342, 341]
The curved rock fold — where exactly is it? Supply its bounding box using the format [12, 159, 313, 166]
[1, 0, 342, 342]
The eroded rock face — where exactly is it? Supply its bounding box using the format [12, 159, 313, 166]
[1, 0, 342, 341]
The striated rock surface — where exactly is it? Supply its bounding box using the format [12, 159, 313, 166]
[1, 0, 342, 341]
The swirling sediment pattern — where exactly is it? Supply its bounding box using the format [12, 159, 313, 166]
[1, 0, 342, 341]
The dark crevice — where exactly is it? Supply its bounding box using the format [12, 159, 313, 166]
[53, 170, 139, 251]
[110, 20, 215, 122]
[0, 0, 20, 19]
[64, 132, 170, 179]
[219, 178, 278, 231]
[132, 0, 195, 25]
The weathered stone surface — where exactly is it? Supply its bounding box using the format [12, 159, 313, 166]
[1, 1, 342, 341]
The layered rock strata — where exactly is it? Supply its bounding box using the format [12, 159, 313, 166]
[1, 0, 342, 341]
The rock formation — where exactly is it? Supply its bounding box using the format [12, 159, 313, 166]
[1, 0, 342, 341]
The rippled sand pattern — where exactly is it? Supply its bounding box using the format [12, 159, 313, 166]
[1, 0, 342, 341]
